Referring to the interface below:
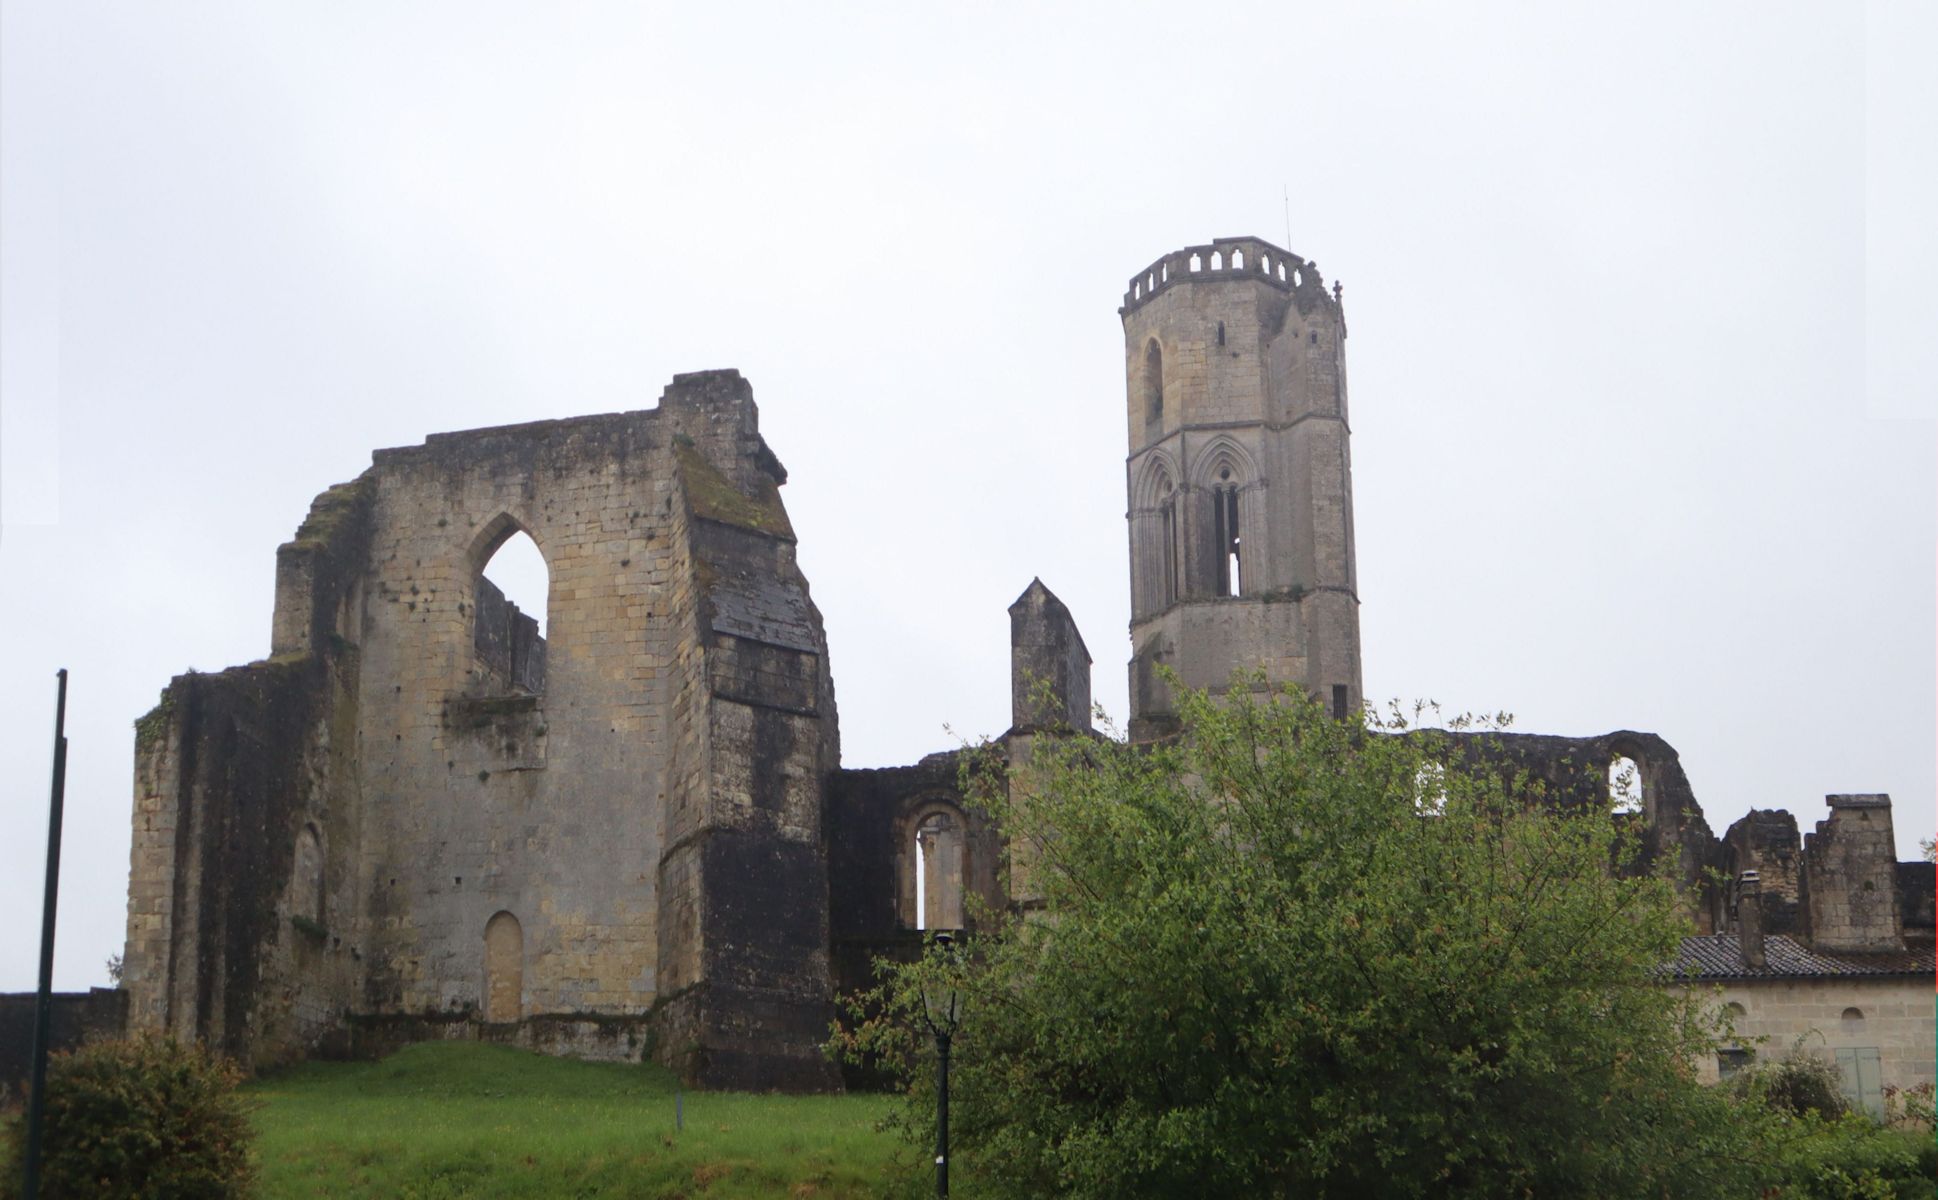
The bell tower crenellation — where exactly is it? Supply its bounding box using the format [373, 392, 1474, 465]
[1121, 235, 1362, 740]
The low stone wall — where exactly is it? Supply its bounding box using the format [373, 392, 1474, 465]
[0, 988, 128, 1106]
[345, 1011, 656, 1065]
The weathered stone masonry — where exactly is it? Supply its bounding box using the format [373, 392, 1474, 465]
[121, 370, 839, 1089]
[83, 236, 1929, 1098]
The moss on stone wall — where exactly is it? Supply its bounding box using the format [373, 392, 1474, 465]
[290, 476, 373, 552]
[675, 443, 793, 538]
[133, 687, 178, 750]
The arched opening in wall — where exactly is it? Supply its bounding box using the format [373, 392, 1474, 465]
[1159, 477, 1179, 607]
[1841, 1007, 1865, 1032]
[913, 809, 965, 931]
[1142, 339, 1164, 425]
[476, 527, 549, 694]
[1414, 762, 1447, 815]
[1210, 250, 1224, 270]
[1213, 468, 1242, 597]
[291, 825, 323, 925]
[483, 911, 523, 1023]
[1717, 1001, 1754, 1078]
[1189, 253, 1202, 271]
[1231, 249, 1245, 270]
[1609, 756, 1643, 814]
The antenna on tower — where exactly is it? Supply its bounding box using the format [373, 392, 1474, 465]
[1282, 185, 1292, 251]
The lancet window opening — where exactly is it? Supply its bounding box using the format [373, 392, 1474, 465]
[472, 519, 551, 695]
[911, 806, 965, 931]
[1213, 476, 1242, 597]
[1160, 480, 1179, 608]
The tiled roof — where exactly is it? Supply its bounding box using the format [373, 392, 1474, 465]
[1668, 934, 1935, 982]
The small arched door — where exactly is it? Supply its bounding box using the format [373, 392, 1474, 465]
[484, 911, 523, 1022]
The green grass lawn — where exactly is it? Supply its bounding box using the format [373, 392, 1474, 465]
[244, 1041, 918, 1199]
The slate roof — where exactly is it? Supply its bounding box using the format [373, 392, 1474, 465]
[1669, 934, 1935, 982]
[707, 572, 818, 653]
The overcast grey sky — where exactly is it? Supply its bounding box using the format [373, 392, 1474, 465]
[4, 2, 1934, 992]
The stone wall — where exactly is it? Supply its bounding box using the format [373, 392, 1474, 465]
[122, 475, 371, 1068]
[1801, 796, 1903, 952]
[1721, 810, 1805, 933]
[1120, 236, 1361, 739]
[1008, 579, 1092, 733]
[0, 989, 128, 1106]
[1689, 977, 1934, 1102]
[121, 369, 841, 1087]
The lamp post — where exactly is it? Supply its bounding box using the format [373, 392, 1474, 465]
[919, 930, 962, 1198]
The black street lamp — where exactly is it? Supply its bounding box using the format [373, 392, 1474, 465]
[919, 930, 962, 1198]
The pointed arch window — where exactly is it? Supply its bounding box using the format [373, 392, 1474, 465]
[1159, 477, 1179, 607]
[1213, 467, 1242, 597]
[473, 522, 550, 694]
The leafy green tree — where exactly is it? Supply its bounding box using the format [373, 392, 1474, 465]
[838, 679, 1791, 1199]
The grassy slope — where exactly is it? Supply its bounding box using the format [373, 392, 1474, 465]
[244, 1042, 915, 1199]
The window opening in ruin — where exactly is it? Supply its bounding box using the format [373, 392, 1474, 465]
[1217, 320, 1226, 347]
[483, 911, 523, 1023]
[1211, 251, 1224, 270]
[1414, 761, 1446, 815]
[1213, 475, 1241, 597]
[1189, 253, 1202, 271]
[1143, 340, 1164, 424]
[1231, 249, 1244, 270]
[1332, 685, 1349, 720]
[1609, 756, 1643, 815]
[476, 528, 549, 694]
[914, 809, 964, 931]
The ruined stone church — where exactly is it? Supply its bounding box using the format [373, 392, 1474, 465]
[110, 237, 1932, 1096]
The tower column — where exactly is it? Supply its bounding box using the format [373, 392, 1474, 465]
[1120, 237, 1362, 738]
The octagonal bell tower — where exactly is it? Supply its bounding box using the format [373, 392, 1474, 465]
[1121, 236, 1362, 740]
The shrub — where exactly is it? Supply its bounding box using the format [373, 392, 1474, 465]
[1, 1036, 256, 1200]
[1736, 1049, 1852, 1121]
[1772, 1118, 1930, 1199]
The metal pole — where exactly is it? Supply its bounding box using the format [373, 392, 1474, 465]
[23, 668, 70, 1200]
[935, 1030, 950, 1198]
